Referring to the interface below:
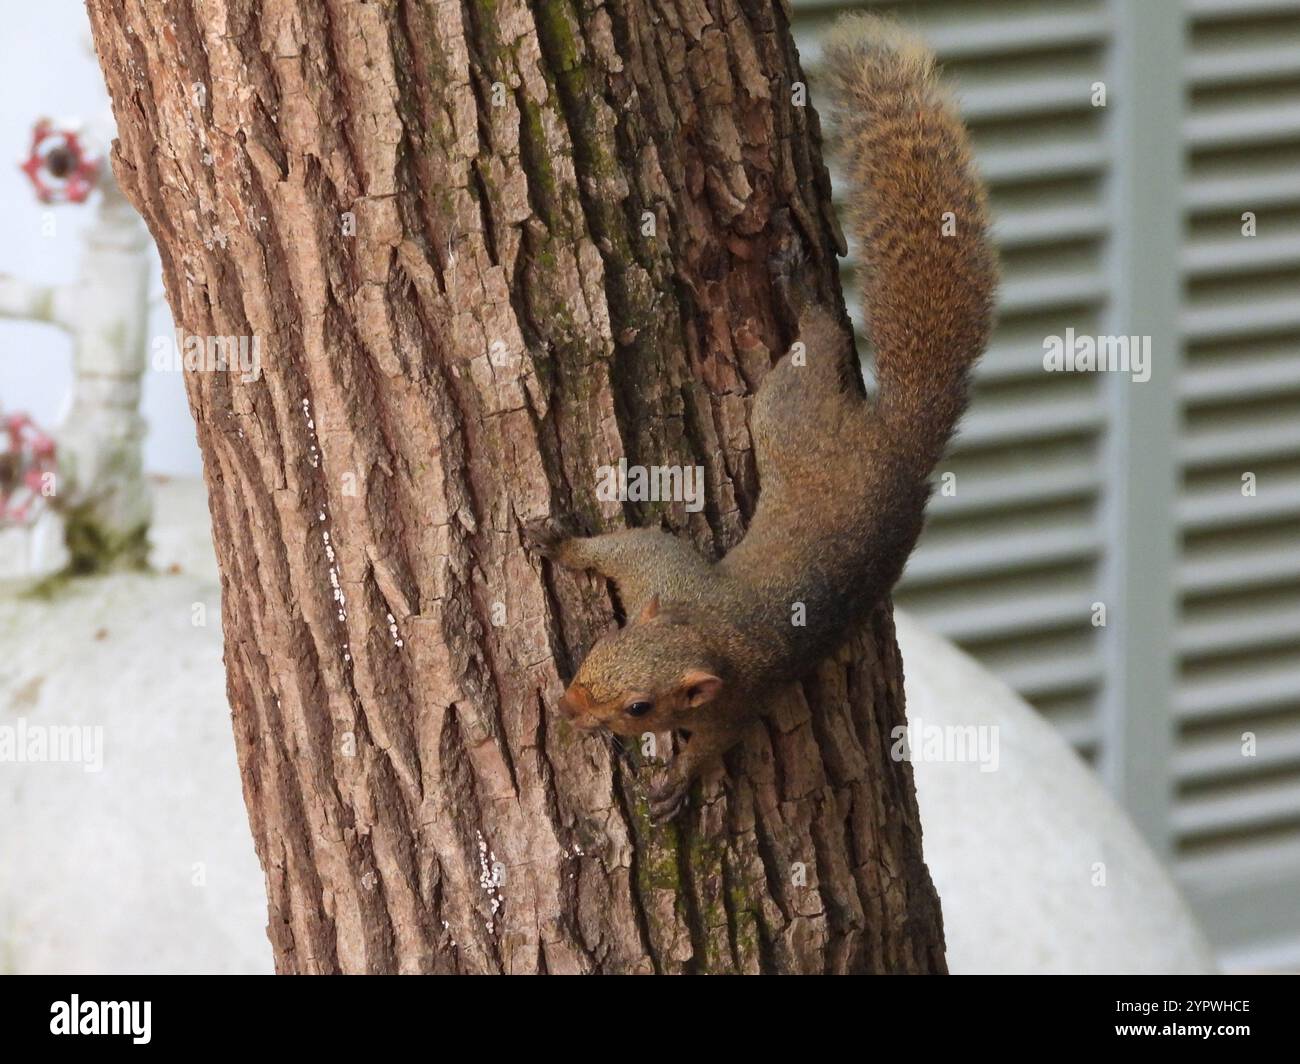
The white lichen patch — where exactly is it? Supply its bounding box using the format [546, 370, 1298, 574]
[321, 528, 347, 623]
[476, 830, 504, 934]
[302, 397, 320, 468]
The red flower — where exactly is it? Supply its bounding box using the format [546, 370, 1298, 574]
[19, 119, 101, 204]
[0, 411, 58, 525]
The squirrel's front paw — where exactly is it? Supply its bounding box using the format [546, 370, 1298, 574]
[648, 767, 692, 824]
[521, 515, 579, 559]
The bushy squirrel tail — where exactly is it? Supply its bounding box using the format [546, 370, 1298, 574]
[822, 14, 998, 474]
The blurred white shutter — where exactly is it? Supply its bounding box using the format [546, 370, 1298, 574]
[1173, 0, 1300, 967]
[796, 0, 1300, 965]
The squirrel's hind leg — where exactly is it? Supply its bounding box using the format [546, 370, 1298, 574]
[749, 306, 865, 488]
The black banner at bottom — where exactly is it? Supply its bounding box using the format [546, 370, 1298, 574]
[1, 973, 1291, 1051]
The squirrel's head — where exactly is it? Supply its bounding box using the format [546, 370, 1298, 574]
[558, 596, 724, 737]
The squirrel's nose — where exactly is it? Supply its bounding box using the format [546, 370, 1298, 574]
[559, 683, 593, 723]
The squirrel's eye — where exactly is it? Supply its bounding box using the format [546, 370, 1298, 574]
[626, 701, 653, 718]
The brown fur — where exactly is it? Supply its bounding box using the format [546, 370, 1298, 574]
[527, 15, 998, 822]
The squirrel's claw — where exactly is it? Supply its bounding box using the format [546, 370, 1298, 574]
[648, 768, 691, 823]
[768, 206, 816, 333]
[521, 515, 577, 559]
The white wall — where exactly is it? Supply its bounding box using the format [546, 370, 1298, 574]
[0, 0, 201, 477]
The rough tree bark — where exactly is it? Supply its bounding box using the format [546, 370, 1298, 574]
[87, 0, 946, 973]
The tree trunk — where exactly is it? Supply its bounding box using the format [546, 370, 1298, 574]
[87, 0, 945, 974]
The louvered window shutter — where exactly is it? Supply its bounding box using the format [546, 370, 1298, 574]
[1173, 0, 1300, 970]
[795, 0, 1300, 969]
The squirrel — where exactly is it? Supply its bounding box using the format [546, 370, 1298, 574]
[526, 15, 998, 822]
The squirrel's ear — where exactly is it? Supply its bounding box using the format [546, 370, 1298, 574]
[636, 595, 661, 624]
[681, 670, 723, 708]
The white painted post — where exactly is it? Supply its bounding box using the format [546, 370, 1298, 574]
[0, 147, 153, 573]
[55, 171, 153, 568]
